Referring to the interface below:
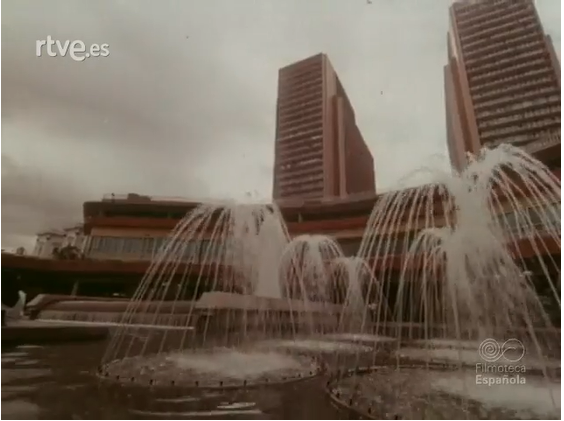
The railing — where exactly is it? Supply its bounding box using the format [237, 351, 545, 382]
[100, 191, 380, 208]
[524, 133, 561, 154]
[101, 193, 223, 204]
[275, 191, 378, 208]
[82, 216, 560, 264]
[489, 131, 561, 150]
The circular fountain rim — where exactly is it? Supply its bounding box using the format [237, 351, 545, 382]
[325, 361, 462, 420]
[97, 351, 324, 392]
[326, 358, 562, 419]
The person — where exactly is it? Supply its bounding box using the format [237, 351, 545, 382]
[1, 271, 23, 326]
[6, 291, 26, 323]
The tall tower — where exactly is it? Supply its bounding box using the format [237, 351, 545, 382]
[445, 0, 561, 171]
[273, 53, 375, 201]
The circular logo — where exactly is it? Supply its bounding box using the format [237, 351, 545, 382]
[478, 338, 502, 362]
[501, 338, 525, 363]
[478, 338, 526, 363]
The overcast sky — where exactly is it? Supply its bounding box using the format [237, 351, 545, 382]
[2, 0, 561, 250]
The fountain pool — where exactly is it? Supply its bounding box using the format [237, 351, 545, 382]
[331, 366, 560, 420]
[97, 145, 559, 419]
[329, 145, 561, 418]
[102, 348, 320, 389]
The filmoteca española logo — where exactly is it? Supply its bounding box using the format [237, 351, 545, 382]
[478, 338, 525, 363]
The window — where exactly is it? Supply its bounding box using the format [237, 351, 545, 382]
[142, 238, 154, 255]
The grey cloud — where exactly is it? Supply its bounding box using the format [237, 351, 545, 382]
[1, 0, 560, 249]
[2, 154, 84, 250]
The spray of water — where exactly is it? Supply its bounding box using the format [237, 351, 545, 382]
[355, 145, 560, 343]
[330, 257, 376, 334]
[98, 144, 560, 414]
[99, 202, 355, 386]
[100, 202, 291, 361]
[275, 234, 346, 336]
[337, 144, 561, 418]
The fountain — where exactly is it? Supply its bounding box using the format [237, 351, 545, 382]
[331, 257, 369, 333]
[99, 202, 368, 389]
[327, 145, 561, 419]
[99, 144, 560, 417]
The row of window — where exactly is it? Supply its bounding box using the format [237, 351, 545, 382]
[85, 203, 560, 263]
[277, 149, 322, 167]
[499, 203, 561, 234]
[278, 182, 325, 197]
[278, 112, 321, 132]
[278, 138, 323, 155]
[461, 14, 535, 48]
[475, 88, 559, 111]
[464, 29, 538, 63]
[471, 54, 546, 85]
[487, 130, 558, 149]
[481, 117, 560, 141]
[278, 89, 320, 111]
[279, 63, 321, 85]
[279, 106, 322, 126]
[467, 39, 542, 71]
[456, 0, 524, 26]
[522, 133, 561, 153]
[473, 68, 552, 98]
[464, 22, 538, 54]
[278, 78, 322, 103]
[87, 236, 223, 261]
[463, 23, 537, 63]
[278, 156, 322, 173]
[476, 96, 559, 121]
[277, 174, 323, 188]
[278, 98, 322, 116]
[277, 127, 321, 143]
[479, 106, 560, 130]
[468, 47, 544, 79]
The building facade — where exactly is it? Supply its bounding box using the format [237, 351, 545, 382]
[3, 179, 559, 307]
[273, 53, 375, 201]
[33, 230, 66, 258]
[75, 175, 560, 264]
[32, 224, 86, 258]
[445, 0, 561, 171]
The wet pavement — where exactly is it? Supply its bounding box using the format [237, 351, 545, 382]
[4, 338, 559, 419]
[1, 342, 349, 419]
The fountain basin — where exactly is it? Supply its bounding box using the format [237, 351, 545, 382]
[398, 347, 561, 376]
[100, 347, 321, 390]
[327, 364, 560, 420]
[258, 338, 373, 354]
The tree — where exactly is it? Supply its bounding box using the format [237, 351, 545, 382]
[52, 245, 83, 260]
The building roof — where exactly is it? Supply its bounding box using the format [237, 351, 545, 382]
[36, 230, 66, 237]
[37, 223, 83, 237]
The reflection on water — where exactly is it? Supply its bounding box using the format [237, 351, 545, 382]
[334, 366, 560, 420]
[130, 409, 264, 418]
[1, 341, 344, 419]
[2, 400, 41, 420]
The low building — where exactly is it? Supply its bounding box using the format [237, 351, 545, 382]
[32, 224, 86, 259]
[3, 172, 560, 308]
[32, 230, 66, 258]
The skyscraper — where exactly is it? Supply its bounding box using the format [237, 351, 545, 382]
[445, 0, 561, 171]
[273, 53, 375, 201]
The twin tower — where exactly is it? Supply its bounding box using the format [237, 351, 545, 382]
[273, 0, 560, 202]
